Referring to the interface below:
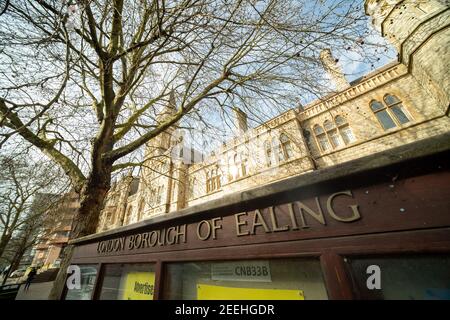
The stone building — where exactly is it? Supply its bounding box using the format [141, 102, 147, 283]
[97, 0, 449, 233]
[32, 191, 79, 270]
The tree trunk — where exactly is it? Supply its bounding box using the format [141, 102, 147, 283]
[48, 170, 111, 300]
[0, 233, 12, 259]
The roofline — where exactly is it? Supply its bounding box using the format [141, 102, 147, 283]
[70, 131, 450, 245]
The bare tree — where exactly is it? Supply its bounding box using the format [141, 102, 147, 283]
[0, 156, 62, 258]
[0, 213, 43, 286]
[0, 0, 389, 298]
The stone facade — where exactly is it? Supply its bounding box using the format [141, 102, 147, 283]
[97, 0, 450, 233]
[32, 191, 79, 270]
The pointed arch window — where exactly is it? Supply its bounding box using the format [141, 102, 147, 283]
[324, 120, 343, 148]
[240, 153, 248, 177]
[272, 137, 284, 162]
[370, 94, 411, 130]
[384, 94, 411, 125]
[313, 125, 331, 152]
[280, 133, 294, 160]
[313, 116, 356, 153]
[335, 115, 355, 144]
[206, 166, 221, 193]
[137, 198, 145, 221]
[189, 177, 196, 200]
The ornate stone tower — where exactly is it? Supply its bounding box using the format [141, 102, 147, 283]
[320, 49, 350, 92]
[144, 90, 178, 158]
[365, 0, 450, 109]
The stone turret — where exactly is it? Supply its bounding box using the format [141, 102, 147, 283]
[365, 0, 450, 109]
[145, 90, 178, 157]
[232, 107, 248, 135]
[320, 49, 350, 92]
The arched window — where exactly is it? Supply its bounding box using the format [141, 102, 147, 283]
[272, 137, 284, 162]
[137, 198, 145, 221]
[313, 125, 330, 152]
[280, 133, 294, 160]
[233, 154, 240, 179]
[206, 171, 211, 193]
[189, 178, 196, 199]
[206, 166, 221, 193]
[125, 206, 133, 225]
[335, 115, 355, 144]
[370, 95, 411, 130]
[324, 120, 343, 148]
[384, 94, 411, 125]
[264, 140, 272, 167]
[240, 153, 248, 177]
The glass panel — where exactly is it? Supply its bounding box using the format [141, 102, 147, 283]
[164, 258, 328, 300]
[283, 141, 294, 159]
[384, 94, 401, 106]
[390, 104, 410, 124]
[99, 263, 156, 300]
[375, 110, 396, 130]
[65, 265, 98, 300]
[335, 115, 347, 126]
[328, 130, 342, 148]
[318, 135, 331, 151]
[313, 125, 324, 135]
[340, 126, 356, 144]
[370, 101, 384, 112]
[346, 254, 450, 300]
[323, 120, 335, 131]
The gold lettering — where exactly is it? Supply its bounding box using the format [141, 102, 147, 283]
[211, 218, 222, 240]
[197, 220, 211, 241]
[288, 203, 299, 230]
[175, 225, 187, 244]
[166, 227, 176, 245]
[134, 233, 142, 249]
[141, 233, 149, 248]
[235, 213, 250, 236]
[269, 207, 289, 232]
[157, 229, 166, 246]
[327, 190, 361, 222]
[127, 235, 135, 250]
[295, 197, 326, 228]
[251, 209, 271, 234]
[149, 231, 158, 246]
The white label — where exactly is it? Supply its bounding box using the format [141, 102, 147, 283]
[211, 261, 271, 282]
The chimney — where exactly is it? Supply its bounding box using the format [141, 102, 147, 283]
[320, 49, 350, 92]
[232, 107, 248, 134]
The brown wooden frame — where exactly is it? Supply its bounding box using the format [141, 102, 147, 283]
[63, 145, 450, 300]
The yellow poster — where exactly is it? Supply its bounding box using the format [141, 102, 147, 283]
[197, 284, 304, 300]
[121, 272, 155, 300]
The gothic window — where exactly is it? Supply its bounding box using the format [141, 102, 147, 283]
[273, 137, 284, 162]
[137, 198, 145, 221]
[240, 153, 248, 177]
[313, 116, 356, 153]
[233, 154, 240, 179]
[384, 94, 411, 125]
[370, 95, 411, 130]
[313, 125, 330, 152]
[324, 120, 343, 148]
[280, 133, 294, 160]
[188, 178, 196, 200]
[335, 115, 356, 144]
[125, 206, 133, 225]
[206, 167, 221, 193]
